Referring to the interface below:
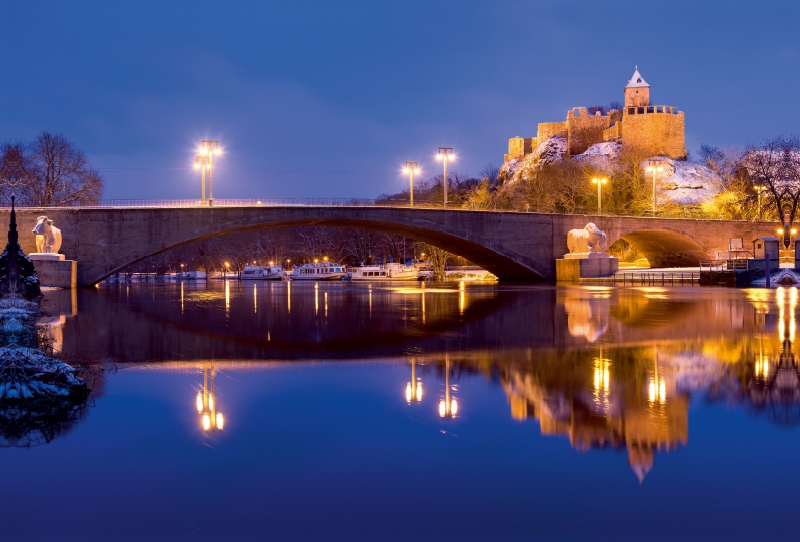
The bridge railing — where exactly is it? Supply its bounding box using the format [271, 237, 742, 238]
[0, 198, 761, 220]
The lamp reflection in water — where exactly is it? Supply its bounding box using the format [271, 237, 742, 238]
[225, 280, 230, 313]
[253, 284, 257, 313]
[439, 355, 458, 418]
[405, 359, 423, 403]
[195, 362, 224, 432]
[593, 347, 611, 412]
[648, 347, 666, 404]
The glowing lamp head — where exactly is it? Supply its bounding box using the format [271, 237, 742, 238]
[196, 393, 203, 412]
[451, 398, 458, 416]
[439, 400, 446, 418]
[406, 383, 413, 403]
[202, 414, 211, 431]
[778, 228, 785, 235]
[216, 413, 224, 430]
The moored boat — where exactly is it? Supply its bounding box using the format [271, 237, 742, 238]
[241, 265, 286, 280]
[176, 270, 207, 280]
[288, 262, 348, 281]
[347, 263, 419, 281]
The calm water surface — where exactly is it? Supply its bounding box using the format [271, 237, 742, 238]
[2, 280, 799, 541]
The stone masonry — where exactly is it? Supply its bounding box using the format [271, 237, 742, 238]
[505, 67, 687, 161]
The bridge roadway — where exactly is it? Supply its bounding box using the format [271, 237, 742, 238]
[2, 204, 779, 286]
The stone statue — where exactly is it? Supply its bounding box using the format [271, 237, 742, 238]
[32, 216, 62, 254]
[566, 222, 608, 255]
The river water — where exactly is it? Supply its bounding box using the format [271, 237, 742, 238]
[2, 280, 799, 541]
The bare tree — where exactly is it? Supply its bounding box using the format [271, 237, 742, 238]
[2, 132, 104, 206]
[742, 136, 800, 246]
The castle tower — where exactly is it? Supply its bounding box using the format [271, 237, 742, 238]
[624, 67, 650, 107]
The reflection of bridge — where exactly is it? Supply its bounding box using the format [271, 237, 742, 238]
[9, 204, 776, 285]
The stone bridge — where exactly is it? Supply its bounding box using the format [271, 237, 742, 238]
[2, 206, 779, 286]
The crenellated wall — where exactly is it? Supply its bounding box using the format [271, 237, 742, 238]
[618, 106, 686, 159]
[565, 108, 611, 155]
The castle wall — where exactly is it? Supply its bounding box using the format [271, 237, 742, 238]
[565, 108, 610, 155]
[506, 136, 536, 161]
[620, 107, 686, 159]
[537, 122, 567, 142]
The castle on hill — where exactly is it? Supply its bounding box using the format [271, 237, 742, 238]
[505, 67, 686, 162]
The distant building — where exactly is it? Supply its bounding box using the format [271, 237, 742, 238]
[505, 67, 686, 162]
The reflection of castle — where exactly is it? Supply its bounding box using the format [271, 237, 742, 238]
[505, 67, 686, 162]
[503, 362, 688, 483]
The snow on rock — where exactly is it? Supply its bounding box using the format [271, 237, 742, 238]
[573, 140, 623, 170]
[645, 157, 723, 205]
[500, 136, 567, 185]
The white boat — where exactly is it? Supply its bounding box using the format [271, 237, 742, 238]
[347, 263, 419, 281]
[176, 270, 207, 280]
[241, 265, 286, 281]
[288, 262, 348, 281]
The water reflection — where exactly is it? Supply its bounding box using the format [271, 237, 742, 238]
[34, 282, 800, 476]
[196, 362, 224, 432]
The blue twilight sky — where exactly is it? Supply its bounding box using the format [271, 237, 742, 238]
[1, 0, 799, 200]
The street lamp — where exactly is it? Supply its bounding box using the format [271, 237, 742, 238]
[199, 140, 221, 206]
[646, 162, 664, 217]
[403, 161, 420, 207]
[592, 177, 608, 214]
[755, 185, 767, 220]
[436, 147, 454, 208]
[194, 155, 210, 205]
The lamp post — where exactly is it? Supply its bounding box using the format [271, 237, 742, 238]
[200, 140, 221, 206]
[436, 148, 454, 208]
[645, 162, 664, 217]
[404, 161, 420, 207]
[755, 185, 767, 220]
[194, 155, 210, 205]
[592, 177, 608, 214]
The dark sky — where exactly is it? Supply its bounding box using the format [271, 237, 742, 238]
[1, 1, 798, 200]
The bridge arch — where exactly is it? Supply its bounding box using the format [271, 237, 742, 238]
[100, 218, 544, 283]
[607, 227, 710, 267]
[35, 207, 550, 285]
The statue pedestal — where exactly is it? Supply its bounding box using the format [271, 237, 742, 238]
[556, 254, 618, 281]
[563, 252, 610, 260]
[30, 255, 77, 289]
[29, 253, 65, 261]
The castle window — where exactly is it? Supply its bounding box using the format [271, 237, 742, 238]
[628, 107, 635, 115]
[637, 107, 645, 114]
[656, 106, 663, 113]
[647, 106, 654, 113]
[573, 108, 581, 117]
